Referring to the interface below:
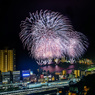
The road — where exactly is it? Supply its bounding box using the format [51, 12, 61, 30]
[0, 81, 69, 95]
[0, 79, 78, 95]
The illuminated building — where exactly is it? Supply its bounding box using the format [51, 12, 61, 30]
[84, 86, 89, 92]
[77, 70, 80, 77]
[30, 74, 36, 82]
[38, 78, 44, 82]
[68, 91, 72, 95]
[2, 71, 13, 83]
[0, 71, 2, 82]
[40, 74, 44, 79]
[78, 58, 93, 65]
[0, 48, 16, 72]
[59, 75, 64, 80]
[54, 58, 59, 63]
[12, 71, 20, 83]
[85, 71, 91, 76]
[62, 70, 66, 75]
[74, 70, 81, 78]
[44, 76, 49, 82]
[81, 71, 85, 76]
[52, 76, 55, 81]
[74, 70, 78, 78]
[60, 57, 67, 63]
[48, 75, 52, 82]
[55, 72, 61, 75]
[22, 70, 30, 82]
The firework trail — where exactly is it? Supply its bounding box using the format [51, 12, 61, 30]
[19, 10, 88, 64]
[66, 31, 88, 60]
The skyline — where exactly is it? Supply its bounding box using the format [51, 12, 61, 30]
[0, 0, 95, 70]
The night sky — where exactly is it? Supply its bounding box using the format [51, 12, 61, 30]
[0, 0, 95, 71]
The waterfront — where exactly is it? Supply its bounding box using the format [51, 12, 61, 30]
[0, 63, 94, 95]
[40, 63, 89, 74]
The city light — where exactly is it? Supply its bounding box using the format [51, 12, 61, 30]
[22, 74, 30, 76]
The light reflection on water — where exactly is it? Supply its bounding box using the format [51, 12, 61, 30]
[40, 64, 75, 74]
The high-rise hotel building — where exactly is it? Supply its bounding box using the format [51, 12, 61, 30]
[0, 48, 16, 72]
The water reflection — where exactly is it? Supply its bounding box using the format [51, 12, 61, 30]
[40, 64, 75, 74]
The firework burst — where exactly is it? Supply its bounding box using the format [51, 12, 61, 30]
[19, 10, 88, 64]
[66, 31, 88, 60]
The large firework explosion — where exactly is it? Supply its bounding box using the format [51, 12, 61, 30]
[19, 10, 88, 64]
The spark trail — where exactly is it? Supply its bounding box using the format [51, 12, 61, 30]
[19, 10, 88, 64]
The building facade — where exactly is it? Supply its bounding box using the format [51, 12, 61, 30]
[22, 70, 30, 82]
[12, 71, 20, 83]
[2, 71, 13, 83]
[0, 71, 2, 82]
[0, 48, 16, 72]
